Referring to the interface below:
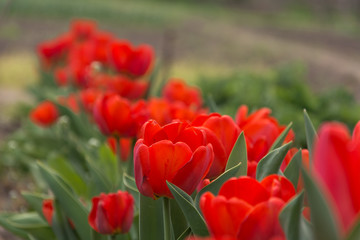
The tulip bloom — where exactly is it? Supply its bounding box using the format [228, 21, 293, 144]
[89, 191, 134, 235]
[134, 120, 214, 199]
[93, 93, 149, 137]
[200, 175, 295, 239]
[107, 137, 132, 162]
[313, 121, 360, 233]
[235, 105, 294, 177]
[162, 79, 203, 109]
[42, 199, 54, 225]
[192, 113, 241, 179]
[30, 101, 59, 127]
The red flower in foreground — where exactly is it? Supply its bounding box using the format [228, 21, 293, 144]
[200, 175, 295, 239]
[313, 121, 360, 233]
[134, 120, 214, 199]
[30, 101, 59, 127]
[42, 199, 54, 225]
[235, 105, 294, 177]
[89, 191, 134, 235]
[93, 93, 148, 137]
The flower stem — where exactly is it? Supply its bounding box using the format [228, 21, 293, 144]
[163, 197, 172, 240]
[115, 136, 124, 189]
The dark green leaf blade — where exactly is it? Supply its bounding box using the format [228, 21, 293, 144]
[270, 122, 293, 151]
[225, 132, 247, 177]
[284, 149, 302, 188]
[303, 109, 317, 163]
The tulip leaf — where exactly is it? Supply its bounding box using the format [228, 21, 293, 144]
[38, 162, 92, 240]
[167, 182, 209, 237]
[195, 161, 242, 210]
[48, 156, 88, 197]
[304, 109, 317, 163]
[225, 132, 247, 177]
[170, 199, 189, 239]
[52, 201, 78, 240]
[256, 142, 292, 181]
[301, 167, 341, 240]
[54, 103, 87, 137]
[346, 216, 360, 240]
[207, 94, 219, 113]
[284, 149, 302, 188]
[123, 173, 140, 209]
[0, 212, 55, 240]
[22, 192, 50, 221]
[279, 192, 305, 240]
[270, 122, 293, 151]
[177, 227, 192, 240]
[139, 195, 164, 240]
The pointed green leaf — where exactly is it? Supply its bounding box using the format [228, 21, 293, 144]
[177, 227, 192, 240]
[123, 173, 140, 209]
[195, 161, 242, 210]
[304, 109, 317, 163]
[170, 199, 189, 239]
[22, 192, 50, 221]
[347, 217, 360, 240]
[207, 94, 219, 113]
[270, 122, 293, 151]
[301, 167, 340, 240]
[256, 142, 292, 181]
[52, 201, 78, 240]
[284, 149, 302, 188]
[139, 195, 164, 240]
[38, 162, 91, 240]
[225, 132, 247, 177]
[167, 182, 209, 237]
[279, 192, 304, 240]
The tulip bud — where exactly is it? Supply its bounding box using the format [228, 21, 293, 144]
[88, 191, 134, 235]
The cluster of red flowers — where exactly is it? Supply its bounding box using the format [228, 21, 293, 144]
[28, 20, 360, 240]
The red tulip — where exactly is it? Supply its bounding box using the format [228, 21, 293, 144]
[42, 199, 54, 225]
[192, 113, 241, 179]
[89, 191, 134, 235]
[162, 79, 203, 109]
[134, 120, 214, 199]
[313, 121, 360, 233]
[79, 88, 101, 113]
[93, 93, 149, 137]
[109, 40, 132, 73]
[71, 19, 97, 41]
[107, 137, 132, 162]
[30, 101, 59, 127]
[127, 44, 154, 77]
[200, 175, 295, 239]
[235, 105, 294, 177]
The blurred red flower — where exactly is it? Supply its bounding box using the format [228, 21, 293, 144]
[30, 101, 59, 127]
[313, 121, 360, 233]
[42, 199, 54, 225]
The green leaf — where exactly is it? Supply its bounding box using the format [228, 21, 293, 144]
[347, 217, 360, 240]
[284, 149, 302, 188]
[139, 195, 164, 240]
[170, 199, 189, 239]
[207, 94, 219, 113]
[52, 201, 78, 240]
[22, 192, 50, 221]
[123, 173, 140, 209]
[0, 212, 55, 240]
[177, 227, 192, 240]
[38, 162, 92, 240]
[256, 142, 292, 181]
[279, 192, 304, 240]
[270, 122, 293, 151]
[48, 156, 88, 197]
[98, 144, 119, 188]
[301, 167, 340, 240]
[195, 161, 242, 210]
[167, 182, 209, 237]
[304, 109, 317, 163]
[225, 132, 247, 177]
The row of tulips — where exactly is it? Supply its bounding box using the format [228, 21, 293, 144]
[1, 19, 360, 240]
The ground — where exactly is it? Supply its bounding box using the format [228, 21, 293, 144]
[1, 1, 360, 239]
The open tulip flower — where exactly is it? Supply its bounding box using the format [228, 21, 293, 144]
[200, 175, 295, 239]
[89, 191, 134, 235]
[235, 105, 294, 177]
[134, 120, 214, 199]
[313, 121, 360, 234]
[93, 93, 149, 137]
[191, 113, 241, 179]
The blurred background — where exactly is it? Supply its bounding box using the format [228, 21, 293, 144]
[0, 0, 360, 238]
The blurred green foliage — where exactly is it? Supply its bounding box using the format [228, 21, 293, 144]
[198, 63, 360, 146]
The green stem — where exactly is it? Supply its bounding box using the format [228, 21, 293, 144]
[115, 136, 124, 189]
[163, 197, 172, 240]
